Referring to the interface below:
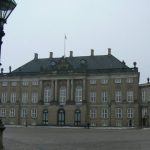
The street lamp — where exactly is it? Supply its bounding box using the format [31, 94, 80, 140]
[0, 1, 16, 149]
[0, 0, 17, 65]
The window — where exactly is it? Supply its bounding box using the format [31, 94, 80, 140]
[116, 120, 122, 127]
[115, 78, 121, 84]
[10, 92, 16, 104]
[9, 108, 15, 118]
[1, 92, 7, 103]
[74, 110, 81, 126]
[22, 92, 28, 104]
[59, 86, 66, 105]
[127, 91, 134, 102]
[32, 80, 38, 86]
[21, 108, 27, 118]
[22, 81, 29, 86]
[90, 92, 96, 103]
[44, 87, 52, 104]
[90, 79, 96, 85]
[43, 109, 48, 125]
[32, 92, 38, 104]
[0, 108, 6, 117]
[90, 109, 97, 119]
[2, 82, 8, 86]
[75, 86, 82, 104]
[127, 108, 134, 118]
[101, 91, 108, 102]
[142, 108, 148, 117]
[102, 120, 108, 127]
[101, 108, 108, 119]
[91, 122, 96, 127]
[11, 82, 17, 86]
[31, 108, 37, 119]
[115, 108, 122, 118]
[127, 78, 133, 83]
[101, 79, 108, 84]
[58, 109, 65, 126]
[115, 91, 122, 102]
[141, 90, 146, 102]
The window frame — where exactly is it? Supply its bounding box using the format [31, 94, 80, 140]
[31, 108, 37, 119]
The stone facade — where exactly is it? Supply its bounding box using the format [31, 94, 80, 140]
[139, 79, 150, 127]
[0, 50, 140, 127]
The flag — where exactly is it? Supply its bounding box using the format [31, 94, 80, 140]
[65, 34, 67, 40]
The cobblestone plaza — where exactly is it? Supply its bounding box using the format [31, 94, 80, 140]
[3, 127, 150, 150]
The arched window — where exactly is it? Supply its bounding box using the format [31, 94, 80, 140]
[59, 86, 66, 105]
[43, 109, 48, 125]
[75, 86, 82, 104]
[44, 87, 52, 104]
[57, 109, 65, 126]
[74, 110, 81, 126]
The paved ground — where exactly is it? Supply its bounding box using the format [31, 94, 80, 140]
[3, 126, 150, 150]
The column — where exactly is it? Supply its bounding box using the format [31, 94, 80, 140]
[71, 80, 74, 101]
[67, 80, 70, 101]
[0, 120, 5, 150]
[83, 79, 86, 101]
[55, 80, 57, 101]
[51, 80, 54, 101]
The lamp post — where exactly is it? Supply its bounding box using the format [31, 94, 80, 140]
[0, 0, 17, 149]
[0, 0, 17, 66]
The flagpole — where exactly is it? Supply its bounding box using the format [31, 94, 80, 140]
[64, 34, 67, 57]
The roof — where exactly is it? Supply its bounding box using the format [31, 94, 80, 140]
[9, 53, 137, 75]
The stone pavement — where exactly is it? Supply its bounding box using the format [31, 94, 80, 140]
[3, 127, 150, 150]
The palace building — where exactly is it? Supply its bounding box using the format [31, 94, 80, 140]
[139, 78, 150, 127]
[0, 49, 140, 127]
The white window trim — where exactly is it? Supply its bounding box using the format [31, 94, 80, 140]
[127, 91, 134, 102]
[90, 92, 96, 103]
[101, 91, 108, 102]
[115, 78, 121, 84]
[90, 79, 96, 85]
[115, 108, 122, 118]
[101, 108, 108, 119]
[21, 108, 27, 118]
[31, 108, 37, 119]
[10, 92, 16, 104]
[101, 79, 108, 84]
[59, 86, 67, 105]
[1, 92, 7, 103]
[22, 92, 28, 104]
[127, 108, 134, 118]
[9, 108, 16, 118]
[32, 92, 38, 104]
[0, 108, 6, 117]
[90, 109, 97, 119]
[115, 91, 122, 102]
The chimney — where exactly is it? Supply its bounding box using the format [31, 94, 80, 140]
[147, 77, 150, 84]
[1, 68, 3, 74]
[34, 53, 38, 60]
[70, 51, 73, 57]
[50, 52, 53, 58]
[108, 48, 111, 55]
[91, 49, 94, 56]
[9, 66, 12, 73]
[133, 62, 137, 68]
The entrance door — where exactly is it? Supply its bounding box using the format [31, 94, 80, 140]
[43, 110, 48, 125]
[58, 109, 65, 126]
[74, 110, 81, 126]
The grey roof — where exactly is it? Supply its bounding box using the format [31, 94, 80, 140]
[11, 54, 135, 75]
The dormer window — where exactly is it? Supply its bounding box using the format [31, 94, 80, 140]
[115, 78, 121, 84]
[51, 61, 56, 66]
[80, 59, 86, 65]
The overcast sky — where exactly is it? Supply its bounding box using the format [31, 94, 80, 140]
[1, 0, 150, 83]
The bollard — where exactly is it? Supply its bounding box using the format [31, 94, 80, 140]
[0, 120, 5, 150]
